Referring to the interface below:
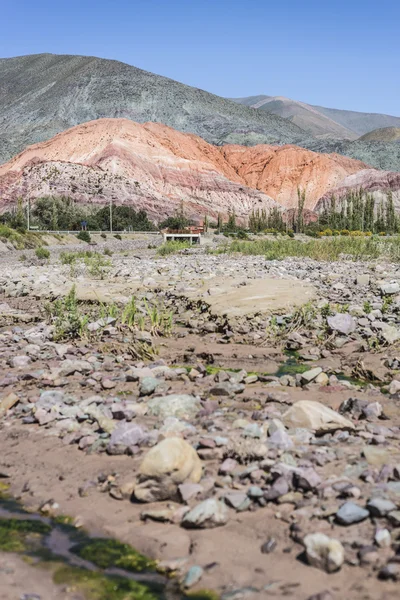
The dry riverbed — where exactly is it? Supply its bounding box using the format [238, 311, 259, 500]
[1, 238, 400, 599]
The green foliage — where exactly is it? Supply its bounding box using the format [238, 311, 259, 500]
[222, 236, 400, 262]
[114, 233, 122, 240]
[248, 207, 285, 233]
[103, 247, 112, 256]
[318, 190, 398, 234]
[77, 230, 91, 243]
[122, 296, 138, 327]
[157, 240, 191, 255]
[363, 300, 372, 314]
[53, 566, 159, 600]
[45, 285, 89, 341]
[71, 538, 156, 572]
[144, 299, 173, 336]
[35, 246, 50, 260]
[296, 188, 306, 233]
[101, 232, 107, 239]
[159, 200, 191, 231]
[0, 517, 51, 553]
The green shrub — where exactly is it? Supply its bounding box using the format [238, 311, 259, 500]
[35, 247, 50, 260]
[103, 248, 112, 256]
[157, 241, 190, 256]
[100, 233, 107, 239]
[114, 233, 122, 240]
[340, 229, 350, 236]
[77, 230, 91, 243]
[287, 230, 295, 238]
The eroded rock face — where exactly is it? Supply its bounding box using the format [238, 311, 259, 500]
[134, 437, 202, 502]
[0, 117, 370, 218]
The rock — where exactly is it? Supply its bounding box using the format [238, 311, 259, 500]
[140, 376, 162, 396]
[301, 367, 322, 383]
[10, 355, 31, 368]
[356, 274, 370, 286]
[260, 538, 277, 554]
[182, 498, 228, 529]
[268, 429, 293, 450]
[183, 565, 204, 589]
[219, 458, 238, 475]
[380, 282, 400, 295]
[363, 446, 389, 467]
[367, 497, 396, 517]
[389, 379, 400, 395]
[209, 382, 245, 396]
[0, 392, 19, 416]
[335, 502, 369, 525]
[178, 483, 203, 503]
[315, 372, 329, 386]
[375, 528, 391, 548]
[224, 492, 251, 511]
[108, 423, 148, 454]
[380, 323, 400, 344]
[295, 467, 321, 491]
[58, 359, 92, 376]
[304, 532, 344, 573]
[327, 313, 356, 335]
[135, 437, 202, 502]
[283, 401, 354, 433]
[147, 394, 200, 419]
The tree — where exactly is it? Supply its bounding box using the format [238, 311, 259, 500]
[296, 188, 306, 233]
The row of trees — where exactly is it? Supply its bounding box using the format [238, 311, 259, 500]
[317, 190, 397, 234]
[1, 197, 156, 232]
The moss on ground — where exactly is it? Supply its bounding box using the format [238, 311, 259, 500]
[71, 538, 156, 572]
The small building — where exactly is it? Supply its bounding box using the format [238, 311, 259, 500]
[162, 223, 204, 245]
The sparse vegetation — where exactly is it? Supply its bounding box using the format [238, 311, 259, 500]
[156, 240, 191, 255]
[219, 235, 400, 262]
[77, 230, 91, 243]
[35, 246, 50, 260]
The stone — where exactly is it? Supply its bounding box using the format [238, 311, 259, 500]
[315, 372, 329, 386]
[139, 376, 162, 396]
[178, 483, 203, 503]
[327, 313, 356, 335]
[10, 355, 31, 368]
[363, 446, 389, 467]
[356, 274, 370, 286]
[268, 429, 293, 450]
[380, 324, 400, 344]
[283, 401, 354, 433]
[135, 437, 202, 502]
[375, 528, 391, 548]
[224, 492, 251, 511]
[301, 367, 322, 383]
[108, 423, 148, 454]
[181, 498, 228, 529]
[295, 467, 321, 491]
[147, 394, 200, 420]
[183, 565, 204, 589]
[304, 533, 344, 573]
[380, 282, 400, 295]
[367, 497, 396, 517]
[335, 502, 369, 525]
[0, 392, 19, 416]
[389, 379, 400, 395]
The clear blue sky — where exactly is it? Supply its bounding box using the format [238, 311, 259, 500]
[2, 0, 399, 115]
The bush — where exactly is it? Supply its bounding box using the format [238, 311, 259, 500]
[340, 229, 350, 236]
[332, 230, 340, 236]
[77, 230, 91, 243]
[114, 233, 122, 240]
[157, 241, 190, 256]
[103, 248, 112, 256]
[35, 247, 50, 260]
[287, 230, 295, 238]
[236, 229, 249, 240]
[379, 231, 387, 236]
[101, 233, 107, 239]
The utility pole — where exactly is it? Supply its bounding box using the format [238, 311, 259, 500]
[27, 199, 30, 231]
[110, 198, 113, 234]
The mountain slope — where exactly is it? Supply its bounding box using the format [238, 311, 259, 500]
[231, 96, 357, 139]
[232, 95, 400, 138]
[0, 118, 370, 214]
[359, 127, 400, 143]
[0, 53, 307, 165]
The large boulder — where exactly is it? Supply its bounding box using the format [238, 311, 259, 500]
[134, 437, 202, 502]
[283, 401, 354, 434]
[147, 394, 200, 420]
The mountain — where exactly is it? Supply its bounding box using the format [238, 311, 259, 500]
[232, 95, 400, 139]
[359, 127, 400, 143]
[0, 118, 279, 221]
[231, 96, 357, 139]
[0, 118, 371, 216]
[0, 53, 307, 165]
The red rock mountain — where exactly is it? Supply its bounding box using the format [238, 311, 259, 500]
[0, 118, 372, 219]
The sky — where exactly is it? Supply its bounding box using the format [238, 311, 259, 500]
[2, 0, 400, 115]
